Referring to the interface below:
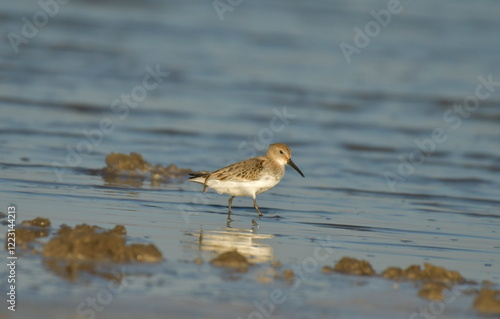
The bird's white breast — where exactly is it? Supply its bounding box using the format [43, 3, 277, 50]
[206, 176, 281, 197]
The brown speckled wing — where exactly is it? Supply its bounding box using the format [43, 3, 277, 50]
[209, 157, 265, 182]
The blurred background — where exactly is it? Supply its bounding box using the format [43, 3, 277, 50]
[1, 1, 499, 318]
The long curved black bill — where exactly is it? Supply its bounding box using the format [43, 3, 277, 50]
[287, 158, 305, 178]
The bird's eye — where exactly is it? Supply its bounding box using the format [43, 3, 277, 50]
[279, 150, 284, 154]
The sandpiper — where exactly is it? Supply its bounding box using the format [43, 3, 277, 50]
[188, 143, 304, 215]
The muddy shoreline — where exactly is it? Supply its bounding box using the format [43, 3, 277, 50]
[8, 214, 500, 315]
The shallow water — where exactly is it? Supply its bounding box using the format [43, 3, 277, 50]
[1, 0, 500, 318]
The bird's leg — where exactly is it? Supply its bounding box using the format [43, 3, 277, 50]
[228, 196, 235, 214]
[253, 197, 263, 216]
[202, 175, 210, 193]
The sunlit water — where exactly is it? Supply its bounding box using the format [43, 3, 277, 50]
[1, 0, 499, 318]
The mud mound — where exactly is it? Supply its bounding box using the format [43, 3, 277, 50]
[102, 152, 191, 185]
[42, 224, 162, 263]
[381, 263, 464, 283]
[322, 256, 376, 276]
[210, 250, 249, 271]
[473, 288, 500, 314]
[5, 217, 50, 252]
